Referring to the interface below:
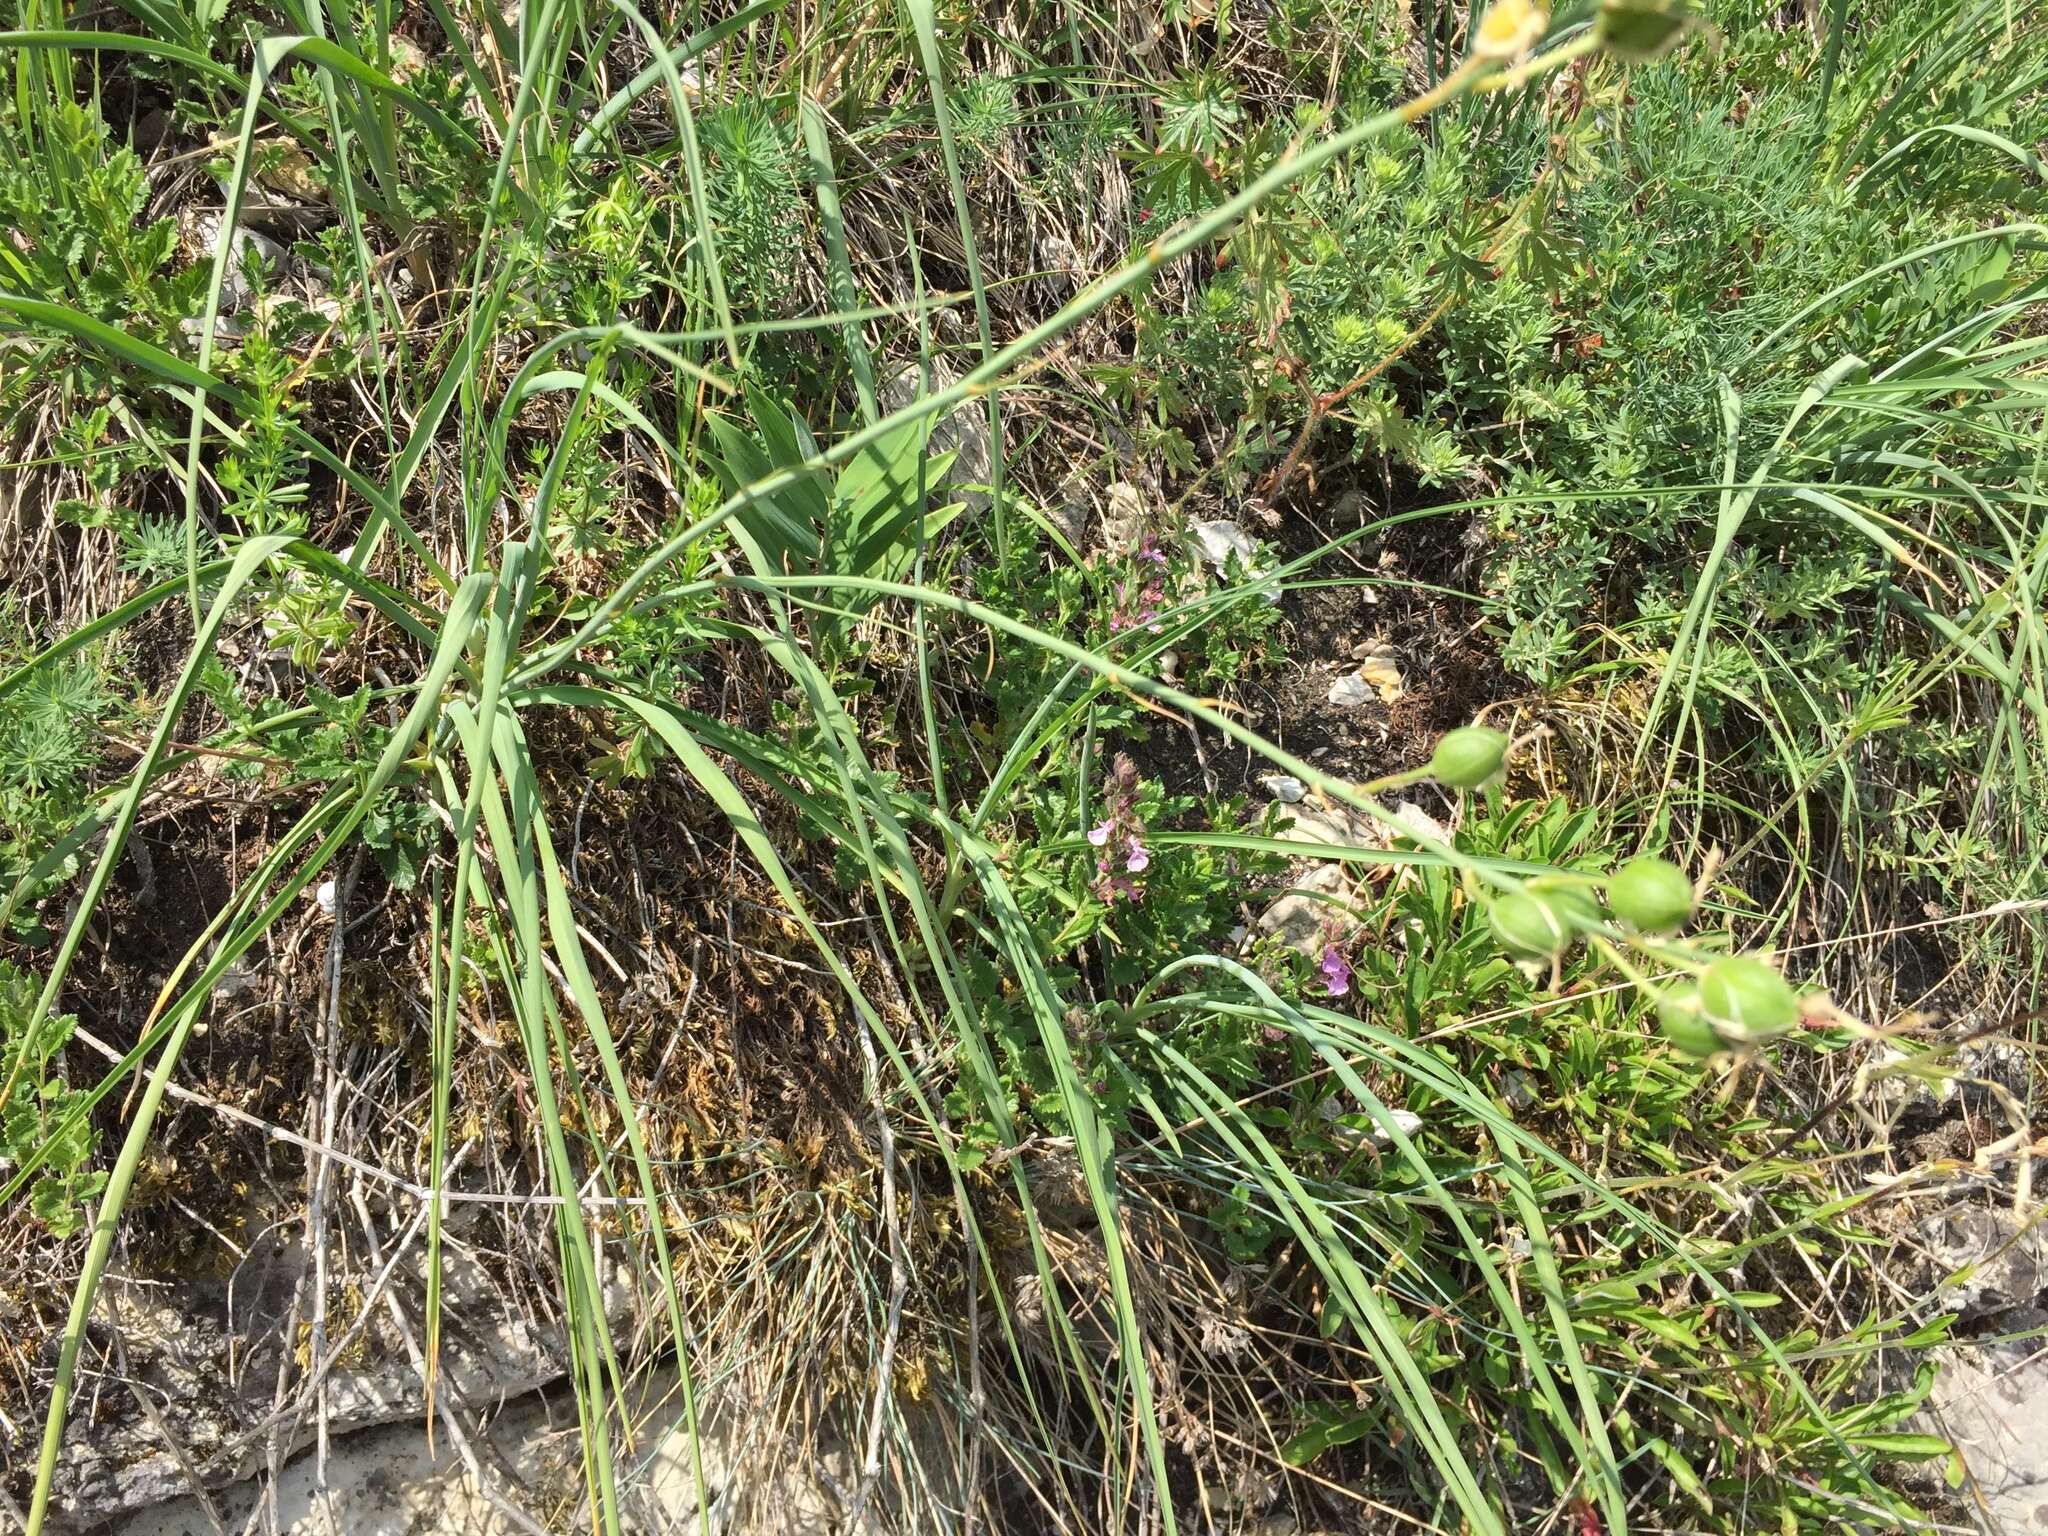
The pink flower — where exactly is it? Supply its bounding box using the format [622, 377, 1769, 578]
[1088, 753, 1154, 905]
[1319, 945, 1352, 998]
[1109, 548, 1168, 634]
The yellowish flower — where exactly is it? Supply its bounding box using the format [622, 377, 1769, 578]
[1471, 0, 1549, 60]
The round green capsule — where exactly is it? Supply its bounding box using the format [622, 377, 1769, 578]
[1535, 881, 1604, 931]
[1429, 726, 1509, 790]
[1608, 857, 1695, 934]
[1699, 956, 1800, 1040]
[1654, 986, 1723, 1057]
[1490, 891, 1574, 962]
[1596, 0, 1698, 63]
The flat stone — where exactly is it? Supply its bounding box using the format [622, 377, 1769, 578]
[107, 1395, 558, 1536]
[1251, 796, 1450, 960]
[1190, 518, 1256, 571]
[1254, 862, 1354, 956]
[1916, 1204, 2048, 1320]
[880, 361, 993, 512]
[50, 1230, 630, 1529]
[1919, 1340, 2048, 1530]
[176, 210, 285, 313]
[101, 1371, 931, 1536]
[1102, 481, 1148, 553]
[1893, 1202, 2048, 1530]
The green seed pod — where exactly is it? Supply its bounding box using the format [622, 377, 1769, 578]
[1608, 857, 1694, 934]
[1429, 726, 1510, 790]
[1654, 987, 1722, 1057]
[1699, 956, 1800, 1040]
[1596, 0, 1698, 61]
[1532, 880, 1604, 932]
[1490, 891, 1574, 962]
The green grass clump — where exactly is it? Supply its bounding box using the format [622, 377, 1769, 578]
[0, 2, 2039, 1533]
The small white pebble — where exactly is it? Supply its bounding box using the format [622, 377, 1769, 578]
[1261, 774, 1306, 803]
[1326, 672, 1372, 708]
[315, 879, 337, 917]
[1376, 1109, 1424, 1142]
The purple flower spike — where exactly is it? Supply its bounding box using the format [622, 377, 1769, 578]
[1089, 753, 1154, 905]
[1109, 547, 1169, 634]
[1319, 945, 1353, 998]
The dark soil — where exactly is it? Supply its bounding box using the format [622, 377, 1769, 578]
[1133, 476, 1513, 805]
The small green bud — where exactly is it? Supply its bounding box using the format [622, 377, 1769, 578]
[1429, 725, 1510, 789]
[1699, 956, 1800, 1040]
[1596, 0, 1698, 62]
[1655, 986, 1722, 1057]
[1490, 891, 1574, 962]
[1608, 857, 1694, 933]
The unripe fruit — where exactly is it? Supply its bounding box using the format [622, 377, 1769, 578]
[1490, 891, 1574, 962]
[1608, 857, 1694, 934]
[1699, 956, 1799, 1040]
[1654, 986, 1722, 1057]
[1429, 726, 1509, 789]
[1535, 880, 1605, 932]
[1596, 0, 1698, 63]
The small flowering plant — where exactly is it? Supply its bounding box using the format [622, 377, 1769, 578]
[1318, 942, 1353, 998]
[1062, 521, 1283, 693]
[951, 758, 1279, 1147]
[996, 748, 1287, 991]
[1239, 907, 1359, 1008]
[1088, 752, 1152, 902]
[1107, 536, 1170, 634]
